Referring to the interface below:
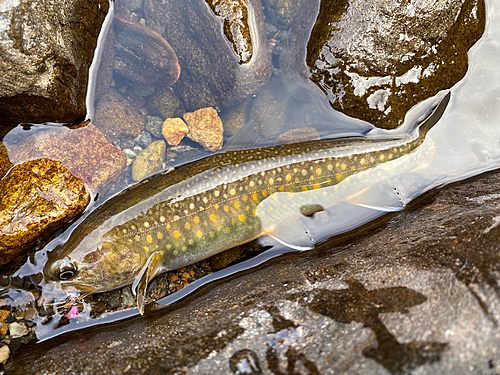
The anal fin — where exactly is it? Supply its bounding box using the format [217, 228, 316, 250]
[132, 252, 163, 315]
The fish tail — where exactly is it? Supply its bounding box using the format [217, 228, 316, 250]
[417, 91, 450, 138]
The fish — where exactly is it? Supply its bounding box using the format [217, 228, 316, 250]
[41, 92, 450, 314]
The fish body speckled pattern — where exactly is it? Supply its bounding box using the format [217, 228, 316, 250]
[42, 93, 449, 313]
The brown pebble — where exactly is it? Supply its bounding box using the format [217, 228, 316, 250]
[162, 118, 189, 146]
[0, 323, 8, 336]
[183, 107, 224, 151]
[170, 275, 178, 283]
[0, 311, 9, 322]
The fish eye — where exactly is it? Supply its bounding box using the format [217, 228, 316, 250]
[52, 259, 78, 281]
[59, 269, 76, 280]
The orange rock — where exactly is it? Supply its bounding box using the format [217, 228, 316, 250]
[162, 118, 189, 146]
[6, 123, 126, 194]
[0, 143, 12, 180]
[0, 158, 90, 265]
[183, 108, 224, 152]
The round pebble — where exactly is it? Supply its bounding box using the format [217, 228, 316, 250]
[145, 116, 164, 138]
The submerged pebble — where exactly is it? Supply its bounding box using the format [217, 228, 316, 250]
[8, 322, 28, 338]
[93, 88, 146, 143]
[184, 107, 224, 151]
[147, 87, 186, 120]
[134, 131, 153, 148]
[131, 140, 166, 181]
[162, 118, 189, 146]
[145, 116, 164, 138]
[0, 345, 9, 366]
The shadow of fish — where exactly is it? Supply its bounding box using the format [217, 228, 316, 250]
[41, 92, 450, 314]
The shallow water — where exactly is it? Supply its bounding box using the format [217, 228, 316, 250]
[0, 0, 498, 346]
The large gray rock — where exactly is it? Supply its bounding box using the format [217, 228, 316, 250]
[144, 0, 272, 111]
[0, 0, 109, 128]
[280, 0, 485, 129]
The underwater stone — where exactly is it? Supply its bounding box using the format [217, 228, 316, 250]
[93, 89, 146, 143]
[276, 127, 320, 144]
[0, 345, 9, 366]
[144, 0, 272, 110]
[131, 140, 166, 181]
[220, 99, 249, 137]
[0, 0, 109, 128]
[147, 88, 186, 120]
[184, 108, 224, 152]
[262, 0, 302, 29]
[162, 118, 189, 146]
[6, 123, 127, 193]
[250, 82, 287, 139]
[280, 0, 485, 129]
[113, 17, 180, 88]
[135, 131, 153, 148]
[145, 116, 165, 139]
[0, 158, 90, 266]
[8, 322, 28, 338]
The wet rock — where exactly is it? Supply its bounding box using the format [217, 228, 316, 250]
[281, 0, 485, 129]
[0, 143, 12, 180]
[144, 0, 272, 110]
[0, 323, 8, 336]
[93, 89, 146, 143]
[0, 345, 9, 366]
[131, 140, 166, 181]
[276, 127, 320, 144]
[162, 118, 189, 146]
[6, 123, 127, 193]
[113, 17, 180, 88]
[122, 149, 137, 160]
[8, 322, 28, 338]
[147, 88, 186, 120]
[184, 108, 224, 152]
[145, 116, 165, 139]
[220, 99, 249, 137]
[0, 158, 90, 266]
[262, 0, 302, 29]
[134, 131, 153, 148]
[0, 0, 109, 128]
[250, 82, 287, 139]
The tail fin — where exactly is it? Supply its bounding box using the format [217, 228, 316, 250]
[418, 91, 451, 137]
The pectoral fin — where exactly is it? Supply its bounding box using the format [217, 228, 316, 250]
[132, 252, 163, 315]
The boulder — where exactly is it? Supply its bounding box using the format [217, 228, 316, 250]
[5, 123, 126, 193]
[144, 0, 272, 110]
[280, 0, 485, 129]
[0, 158, 90, 266]
[0, 0, 109, 128]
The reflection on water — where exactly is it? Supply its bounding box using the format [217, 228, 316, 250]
[0, 0, 497, 348]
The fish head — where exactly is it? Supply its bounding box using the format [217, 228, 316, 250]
[42, 235, 149, 296]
